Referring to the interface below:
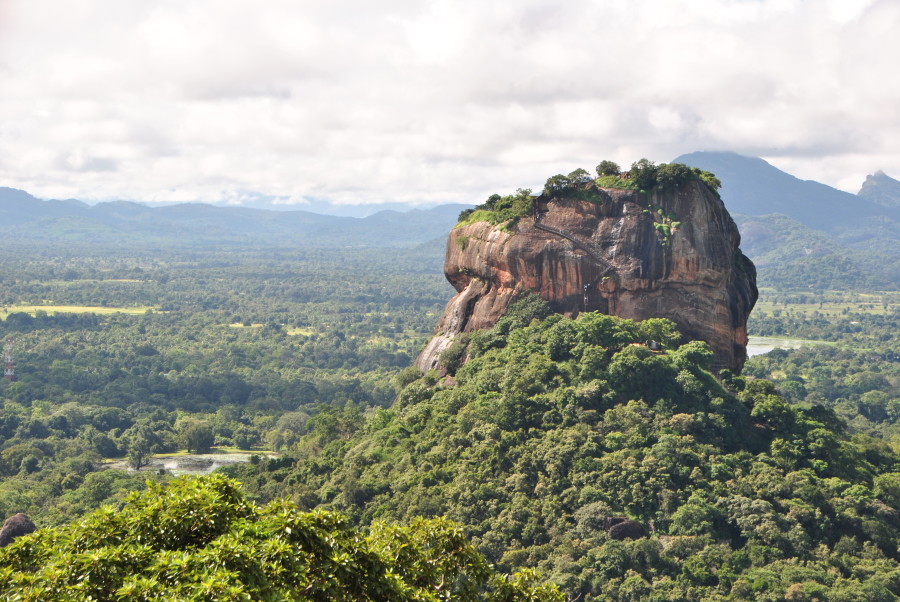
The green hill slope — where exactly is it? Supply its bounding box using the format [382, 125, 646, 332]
[228, 297, 900, 600]
[731, 213, 894, 289]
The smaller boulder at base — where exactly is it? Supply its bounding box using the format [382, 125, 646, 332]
[607, 519, 647, 540]
[0, 513, 36, 547]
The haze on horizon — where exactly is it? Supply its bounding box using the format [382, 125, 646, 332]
[1, 0, 897, 213]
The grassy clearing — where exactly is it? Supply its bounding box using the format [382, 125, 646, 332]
[151, 447, 277, 457]
[1, 305, 156, 319]
[746, 336, 836, 357]
[360, 335, 398, 349]
[228, 324, 315, 336]
[286, 327, 315, 336]
[454, 209, 499, 229]
[101, 447, 277, 463]
[210, 446, 277, 455]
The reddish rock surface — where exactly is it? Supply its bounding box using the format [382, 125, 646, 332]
[416, 181, 757, 373]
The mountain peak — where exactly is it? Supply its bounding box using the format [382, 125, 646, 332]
[673, 151, 897, 231]
[0, 187, 38, 203]
[858, 169, 900, 208]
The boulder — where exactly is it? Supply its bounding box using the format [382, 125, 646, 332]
[0, 513, 36, 547]
[607, 519, 647, 540]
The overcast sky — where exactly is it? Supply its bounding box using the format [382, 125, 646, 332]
[1, 0, 897, 212]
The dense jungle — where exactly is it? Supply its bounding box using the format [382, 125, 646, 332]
[0, 192, 897, 599]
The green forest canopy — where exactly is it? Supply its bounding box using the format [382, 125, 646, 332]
[224, 298, 900, 601]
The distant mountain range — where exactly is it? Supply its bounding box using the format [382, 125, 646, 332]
[2, 151, 898, 289]
[0, 187, 467, 248]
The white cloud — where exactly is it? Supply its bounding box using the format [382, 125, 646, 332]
[0, 0, 898, 207]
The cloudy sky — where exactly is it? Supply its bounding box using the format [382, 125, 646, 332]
[1, 0, 897, 213]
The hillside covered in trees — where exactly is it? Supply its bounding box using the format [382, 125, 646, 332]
[226, 297, 900, 601]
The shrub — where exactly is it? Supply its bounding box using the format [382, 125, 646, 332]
[439, 334, 471, 375]
[655, 163, 695, 192]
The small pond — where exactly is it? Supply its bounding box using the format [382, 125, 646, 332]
[106, 452, 276, 475]
[746, 336, 832, 358]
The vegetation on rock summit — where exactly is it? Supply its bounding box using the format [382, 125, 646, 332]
[456, 159, 722, 227]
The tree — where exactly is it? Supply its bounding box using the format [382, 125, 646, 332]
[180, 420, 215, 453]
[439, 334, 470, 374]
[543, 174, 571, 197]
[637, 318, 682, 349]
[654, 162, 694, 192]
[672, 340, 714, 372]
[0, 476, 563, 601]
[567, 168, 593, 186]
[694, 168, 722, 191]
[127, 432, 152, 470]
[495, 293, 552, 334]
[596, 160, 621, 176]
[630, 158, 658, 191]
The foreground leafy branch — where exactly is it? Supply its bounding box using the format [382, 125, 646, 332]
[0, 475, 561, 601]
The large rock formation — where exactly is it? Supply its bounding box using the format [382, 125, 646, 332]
[416, 180, 757, 373]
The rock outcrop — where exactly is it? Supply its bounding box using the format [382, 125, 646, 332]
[858, 169, 900, 209]
[606, 518, 648, 540]
[0, 513, 36, 547]
[416, 180, 757, 373]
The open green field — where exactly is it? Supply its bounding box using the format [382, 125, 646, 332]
[102, 448, 278, 475]
[30, 278, 145, 285]
[1, 304, 157, 319]
[285, 326, 315, 336]
[142, 447, 277, 458]
[228, 323, 317, 336]
[754, 288, 898, 318]
[101, 447, 277, 462]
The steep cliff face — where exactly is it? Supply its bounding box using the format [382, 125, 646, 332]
[416, 180, 757, 373]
